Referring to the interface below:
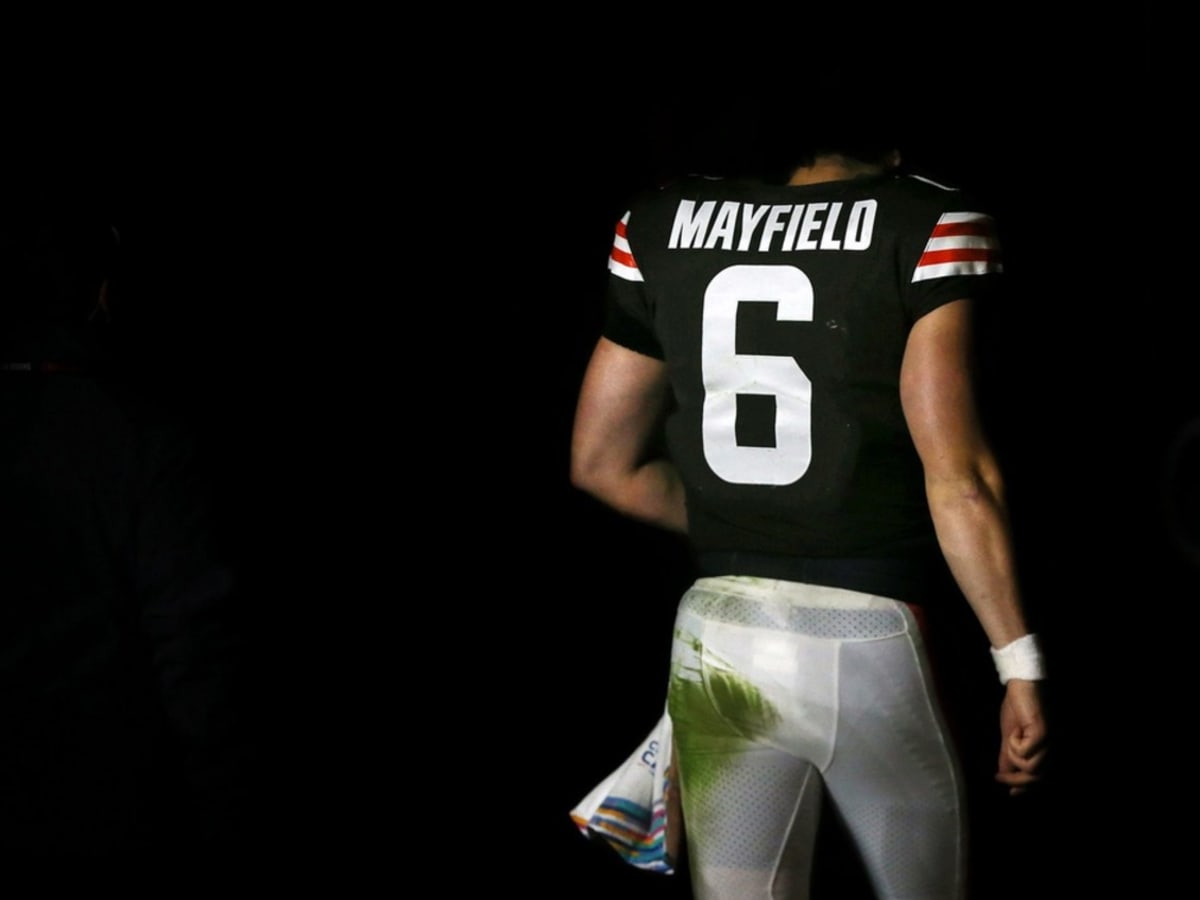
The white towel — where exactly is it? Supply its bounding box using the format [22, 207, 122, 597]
[569, 707, 680, 875]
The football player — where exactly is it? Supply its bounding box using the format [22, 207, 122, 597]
[571, 133, 1047, 899]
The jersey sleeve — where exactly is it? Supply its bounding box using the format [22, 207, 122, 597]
[904, 201, 1004, 321]
[601, 210, 665, 359]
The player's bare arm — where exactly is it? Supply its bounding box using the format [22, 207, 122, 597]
[899, 298, 1047, 794]
[571, 336, 688, 533]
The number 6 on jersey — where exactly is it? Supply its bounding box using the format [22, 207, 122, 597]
[702, 265, 814, 486]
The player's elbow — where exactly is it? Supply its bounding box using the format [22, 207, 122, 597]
[569, 459, 594, 496]
[569, 448, 609, 499]
[925, 465, 1005, 516]
[570, 446, 633, 511]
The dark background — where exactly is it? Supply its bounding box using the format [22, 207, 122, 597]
[23, 25, 1178, 893]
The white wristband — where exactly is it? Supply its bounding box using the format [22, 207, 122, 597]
[989, 633, 1046, 684]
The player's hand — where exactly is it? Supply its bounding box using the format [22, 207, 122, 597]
[995, 679, 1047, 796]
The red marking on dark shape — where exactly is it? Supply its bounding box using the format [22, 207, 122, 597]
[918, 248, 999, 266]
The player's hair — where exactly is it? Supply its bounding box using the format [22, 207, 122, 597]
[757, 132, 901, 183]
[761, 97, 907, 180]
[798, 143, 900, 167]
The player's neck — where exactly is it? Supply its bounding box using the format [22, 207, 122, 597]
[787, 154, 893, 187]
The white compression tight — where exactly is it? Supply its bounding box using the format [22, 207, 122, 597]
[667, 576, 966, 900]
